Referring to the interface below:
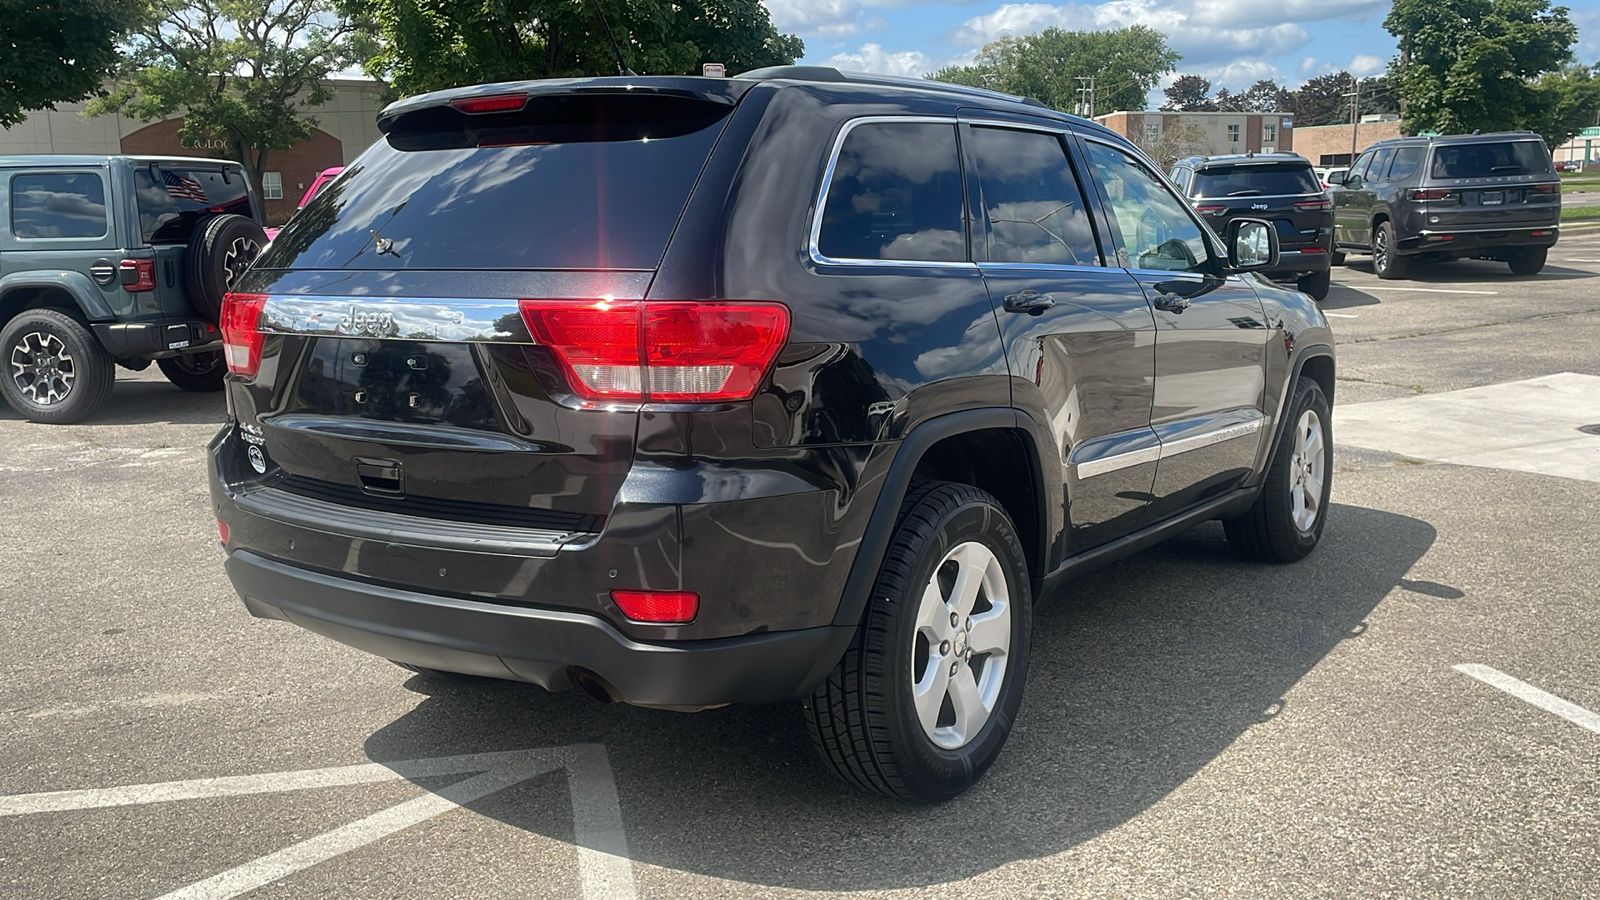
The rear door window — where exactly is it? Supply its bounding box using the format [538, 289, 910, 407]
[816, 121, 966, 263]
[1192, 163, 1321, 197]
[133, 167, 253, 244]
[1386, 147, 1425, 182]
[10, 172, 108, 239]
[1430, 141, 1552, 179]
[967, 126, 1100, 266]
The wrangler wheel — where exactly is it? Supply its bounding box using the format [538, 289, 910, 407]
[0, 309, 114, 424]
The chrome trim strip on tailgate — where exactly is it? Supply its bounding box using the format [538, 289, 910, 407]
[258, 296, 527, 342]
[234, 487, 586, 557]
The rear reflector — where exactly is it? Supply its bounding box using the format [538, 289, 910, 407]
[1531, 230, 1553, 236]
[449, 93, 529, 114]
[216, 519, 230, 546]
[518, 300, 790, 403]
[1425, 235, 1455, 242]
[221, 293, 269, 377]
[1298, 246, 1326, 253]
[611, 590, 699, 624]
[1293, 199, 1332, 212]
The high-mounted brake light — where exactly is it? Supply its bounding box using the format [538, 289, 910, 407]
[611, 590, 699, 624]
[221, 292, 268, 377]
[518, 300, 791, 403]
[450, 93, 529, 114]
[1293, 199, 1333, 212]
[1409, 188, 1454, 201]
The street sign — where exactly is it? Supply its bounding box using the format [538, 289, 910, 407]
[702, 63, 726, 78]
[1581, 126, 1600, 137]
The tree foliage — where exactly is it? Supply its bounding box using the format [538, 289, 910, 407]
[1385, 0, 1578, 136]
[1215, 79, 1289, 113]
[929, 26, 1179, 115]
[343, 0, 804, 96]
[0, 0, 134, 127]
[90, 0, 361, 207]
[1530, 63, 1600, 148]
[1160, 74, 1215, 111]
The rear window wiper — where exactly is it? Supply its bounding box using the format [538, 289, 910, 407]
[1226, 189, 1263, 196]
[1489, 166, 1524, 174]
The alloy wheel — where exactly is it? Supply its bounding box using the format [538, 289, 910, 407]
[1374, 228, 1389, 273]
[223, 237, 261, 288]
[1289, 409, 1326, 533]
[9, 331, 76, 405]
[911, 541, 1012, 750]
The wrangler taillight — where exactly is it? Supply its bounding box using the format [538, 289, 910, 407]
[518, 300, 790, 403]
[119, 259, 155, 292]
[221, 293, 268, 377]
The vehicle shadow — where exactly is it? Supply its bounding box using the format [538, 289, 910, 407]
[361, 502, 1434, 890]
[1339, 255, 1594, 283]
[0, 375, 226, 426]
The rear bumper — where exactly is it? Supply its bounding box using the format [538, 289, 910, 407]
[1398, 225, 1559, 256]
[93, 318, 222, 359]
[225, 549, 853, 707]
[1266, 247, 1332, 277]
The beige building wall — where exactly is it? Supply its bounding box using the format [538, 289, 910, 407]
[1292, 121, 1405, 166]
[1095, 111, 1296, 158]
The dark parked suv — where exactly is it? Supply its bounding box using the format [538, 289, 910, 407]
[210, 69, 1335, 801]
[1169, 153, 1335, 300]
[1330, 132, 1560, 278]
[1, 155, 269, 422]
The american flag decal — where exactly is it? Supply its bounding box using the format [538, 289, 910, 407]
[162, 170, 209, 203]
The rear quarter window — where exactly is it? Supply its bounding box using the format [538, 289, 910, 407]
[10, 172, 108, 239]
[1193, 162, 1320, 197]
[1430, 141, 1552, 179]
[816, 121, 966, 263]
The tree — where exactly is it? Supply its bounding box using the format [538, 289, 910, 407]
[1530, 63, 1600, 148]
[0, 0, 134, 127]
[1282, 72, 1354, 126]
[90, 0, 361, 206]
[344, 0, 803, 96]
[929, 26, 1179, 115]
[1139, 121, 1209, 168]
[1385, 0, 1578, 136]
[1161, 74, 1215, 111]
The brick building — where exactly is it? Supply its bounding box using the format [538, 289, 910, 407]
[0, 79, 387, 225]
[1292, 119, 1405, 167]
[1094, 111, 1296, 157]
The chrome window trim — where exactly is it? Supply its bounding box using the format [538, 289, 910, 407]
[977, 261, 1108, 274]
[1073, 412, 1263, 478]
[1188, 193, 1325, 201]
[808, 115, 978, 270]
[256, 295, 526, 343]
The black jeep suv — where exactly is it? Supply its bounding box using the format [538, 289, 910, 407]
[1169, 153, 1335, 300]
[1, 155, 269, 423]
[1330, 132, 1560, 278]
[210, 69, 1335, 802]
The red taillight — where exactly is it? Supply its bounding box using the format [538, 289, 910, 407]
[221, 292, 268, 377]
[216, 518, 230, 546]
[1409, 188, 1454, 201]
[450, 93, 529, 114]
[1194, 205, 1226, 215]
[119, 259, 156, 292]
[611, 590, 699, 624]
[518, 300, 790, 403]
[1532, 183, 1559, 195]
[1293, 199, 1332, 212]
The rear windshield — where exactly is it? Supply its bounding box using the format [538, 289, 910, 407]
[133, 167, 253, 244]
[260, 99, 730, 271]
[1193, 162, 1320, 197]
[1429, 141, 1551, 179]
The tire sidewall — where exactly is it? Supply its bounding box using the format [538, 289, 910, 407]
[877, 493, 1032, 796]
[187, 214, 266, 324]
[0, 310, 112, 424]
[1274, 381, 1333, 552]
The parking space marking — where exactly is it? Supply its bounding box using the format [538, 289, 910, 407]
[1323, 312, 1359, 318]
[0, 745, 636, 900]
[1358, 287, 1498, 295]
[1455, 664, 1600, 737]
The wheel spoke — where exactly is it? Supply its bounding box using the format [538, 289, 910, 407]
[946, 666, 987, 744]
[916, 579, 952, 641]
[948, 543, 991, 618]
[913, 655, 951, 737]
[967, 607, 1010, 656]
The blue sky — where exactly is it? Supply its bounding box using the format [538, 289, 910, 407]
[770, 0, 1600, 108]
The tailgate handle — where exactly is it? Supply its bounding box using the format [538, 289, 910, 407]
[355, 458, 404, 496]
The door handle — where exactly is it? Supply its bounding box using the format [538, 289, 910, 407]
[1152, 293, 1191, 313]
[1003, 289, 1055, 315]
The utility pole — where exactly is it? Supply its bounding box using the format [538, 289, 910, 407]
[1342, 79, 1361, 164]
[1076, 76, 1096, 118]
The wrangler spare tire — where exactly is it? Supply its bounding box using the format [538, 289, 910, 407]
[185, 214, 267, 324]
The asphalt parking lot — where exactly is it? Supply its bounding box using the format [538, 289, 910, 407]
[2, 235, 1598, 899]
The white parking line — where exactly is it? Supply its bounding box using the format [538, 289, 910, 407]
[1454, 664, 1600, 736]
[1323, 312, 1359, 318]
[1359, 287, 1498, 295]
[0, 745, 636, 900]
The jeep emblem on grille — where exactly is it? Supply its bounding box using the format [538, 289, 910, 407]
[338, 305, 399, 338]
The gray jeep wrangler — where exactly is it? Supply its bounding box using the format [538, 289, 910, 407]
[0, 155, 268, 423]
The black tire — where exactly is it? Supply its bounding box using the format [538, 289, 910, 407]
[156, 351, 227, 392]
[1372, 221, 1408, 280]
[1224, 376, 1332, 563]
[1507, 246, 1547, 276]
[0, 309, 115, 424]
[1330, 250, 1346, 266]
[1297, 269, 1331, 301]
[804, 481, 1032, 803]
[185, 213, 267, 324]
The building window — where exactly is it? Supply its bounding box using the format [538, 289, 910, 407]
[262, 171, 283, 200]
[1227, 124, 1241, 144]
[1144, 122, 1161, 144]
[1263, 123, 1276, 143]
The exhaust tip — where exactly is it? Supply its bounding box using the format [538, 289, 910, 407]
[570, 668, 620, 704]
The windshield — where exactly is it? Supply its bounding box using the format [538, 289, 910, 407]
[133, 167, 253, 244]
[1193, 162, 1321, 197]
[1429, 141, 1551, 179]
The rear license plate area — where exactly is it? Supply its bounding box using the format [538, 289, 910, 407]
[1480, 190, 1504, 206]
[291, 339, 500, 429]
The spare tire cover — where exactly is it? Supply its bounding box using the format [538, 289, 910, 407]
[185, 214, 268, 324]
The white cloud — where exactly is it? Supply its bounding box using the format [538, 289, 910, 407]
[952, 1, 1308, 67]
[763, 0, 867, 37]
[1198, 60, 1285, 90]
[1347, 54, 1386, 77]
[826, 43, 937, 76]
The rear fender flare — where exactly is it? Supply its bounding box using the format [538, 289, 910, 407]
[0, 270, 115, 322]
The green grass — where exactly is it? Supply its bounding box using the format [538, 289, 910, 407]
[1562, 205, 1600, 222]
[1558, 173, 1600, 192]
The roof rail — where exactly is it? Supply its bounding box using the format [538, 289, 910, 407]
[737, 66, 1054, 112]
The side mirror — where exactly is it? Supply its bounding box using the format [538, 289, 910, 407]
[1225, 218, 1279, 272]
